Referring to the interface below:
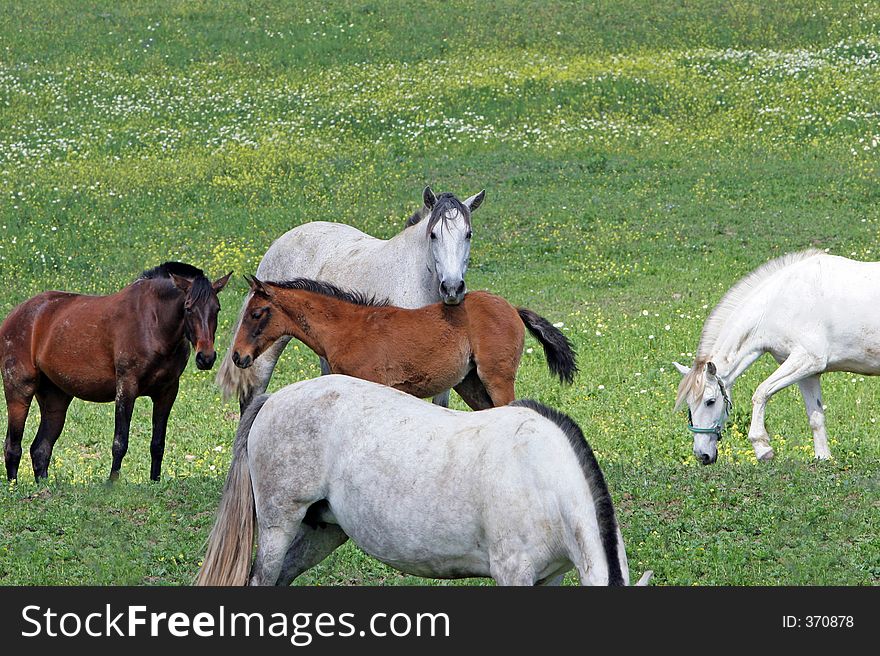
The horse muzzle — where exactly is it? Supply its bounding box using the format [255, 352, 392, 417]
[232, 351, 253, 369]
[695, 451, 718, 465]
[440, 280, 466, 305]
[195, 350, 217, 370]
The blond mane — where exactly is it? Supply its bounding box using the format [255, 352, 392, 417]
[675, 249, 824, 409]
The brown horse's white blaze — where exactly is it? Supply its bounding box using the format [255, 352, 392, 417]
[0, 262, 231, 482]
[220, 276, 577, 409]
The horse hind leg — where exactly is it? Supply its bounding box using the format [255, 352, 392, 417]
[4, 394, 33, 481]
[29, 381, 72, 480]
[276, 519, 349, 586]
[250, 504, 309, 586]
[475, 362, 516, 407]
[2, 356, 38, 480]
[797, 374, 831, 460]
[453, 369, 494, 410]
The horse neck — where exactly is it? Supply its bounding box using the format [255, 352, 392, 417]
[383, 225, 438, 295]
[702, 306, 765, 385]
[271, 289, 353, 357]
[139, 280, 187, 346]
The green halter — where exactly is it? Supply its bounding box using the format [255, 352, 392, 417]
[686, 378, 733, 440]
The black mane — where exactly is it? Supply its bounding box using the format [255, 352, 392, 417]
[139, 261, 213, 303]
[510, 399, 625, 586]
[408, 193, 471, 232]
[265, 278, 390, 308]
[139, 261, 205, 281]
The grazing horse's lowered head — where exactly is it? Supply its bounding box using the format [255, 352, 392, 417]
[141, 262, 233, 370]
[673, 360, 732, 465]
[408, 186, 485, 305]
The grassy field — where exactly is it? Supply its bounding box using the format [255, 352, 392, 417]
[0, 1, 878, 585]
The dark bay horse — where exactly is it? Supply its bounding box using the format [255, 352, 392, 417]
[1, 262, 231, 482]
[219, 276, 577, 409]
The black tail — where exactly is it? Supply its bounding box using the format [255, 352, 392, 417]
[517, 308, 578, 384]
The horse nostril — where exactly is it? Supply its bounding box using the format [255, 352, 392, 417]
[455, 281, 466, 295]
[232, 351, 240, 365]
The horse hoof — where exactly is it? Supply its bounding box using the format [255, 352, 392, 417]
[756, 446, 775, 461]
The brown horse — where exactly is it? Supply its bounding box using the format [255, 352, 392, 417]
[1, 262, 232, 482]
[220, 276, 577, 410]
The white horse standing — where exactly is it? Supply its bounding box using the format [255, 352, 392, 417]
[196, 375, 652, 587]
[675, 250, 880, 464]
[216, 186, 484, 412]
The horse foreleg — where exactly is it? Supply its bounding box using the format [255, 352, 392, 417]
[489, 552, 537, 586]
[149, 382, 179, 481]
[4, 395, 33, 481]
[276, 521, 349, 586]
[109, 384, 137, 482]
[749, 351, 824, 461]
[797, 374, 831, 460]
[29, 382, 72, 480]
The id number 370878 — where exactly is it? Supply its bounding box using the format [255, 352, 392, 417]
[782, 616, 854, 628]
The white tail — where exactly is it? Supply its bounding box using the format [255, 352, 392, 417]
[195, 394, 269, 586]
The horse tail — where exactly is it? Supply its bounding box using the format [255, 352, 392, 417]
[216, 292, 259, 405]
[517, 308, 578, 384]
[195, 394, 269, 586]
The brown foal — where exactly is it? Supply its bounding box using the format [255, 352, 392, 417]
[1, 262, 231, 482]
[225, 276, 577, 410]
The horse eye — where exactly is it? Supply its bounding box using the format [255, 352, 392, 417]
[251, 310, 262, 320]
[706, 399, 716, 406]
[430, 232, 438, 240]
[465, 230, 472, 240]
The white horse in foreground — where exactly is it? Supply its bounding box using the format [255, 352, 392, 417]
[216, 187, 485, 412]
[197, 375, 652, 586]
[675, 250, 880, 464]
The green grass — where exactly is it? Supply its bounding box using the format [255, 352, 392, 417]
[1, 1, 878, 585]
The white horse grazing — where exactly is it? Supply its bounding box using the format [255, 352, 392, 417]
[216, 186, 485, 412]
[674, 249, 880, 464]
[196, 375, 652, 587]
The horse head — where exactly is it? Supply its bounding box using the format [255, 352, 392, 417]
[673, 360, 732, 465]
[231, 276, 288, 369]
[169, 269, 232, 370]
[410, 186, 485, 306]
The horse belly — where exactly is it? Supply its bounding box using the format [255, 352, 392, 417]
[823, 323, 880, 375]
[340, 520, 491, 580]
[34, 311, 119, 401]
[327, 487, 490, 579]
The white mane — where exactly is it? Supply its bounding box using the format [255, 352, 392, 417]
[697, 249, 823, 358]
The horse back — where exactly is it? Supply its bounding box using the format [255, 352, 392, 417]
[457, 291, 525, 354]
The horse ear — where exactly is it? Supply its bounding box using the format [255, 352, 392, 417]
[212, 271, 233, 293]
[706, 361, 717, 376]
[672, 362, 691, 377]
[464, 190, 485, 213]
[423, 186, 436, 209]
[246, 275, 272, 298]
[169, 272, 192, 293]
